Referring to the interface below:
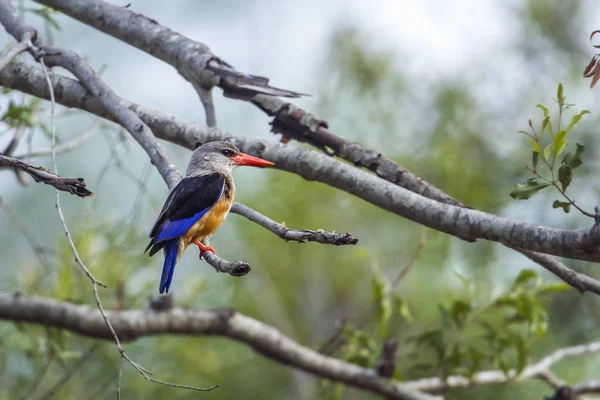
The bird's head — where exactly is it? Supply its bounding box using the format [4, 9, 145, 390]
[185, 141, 274, 176]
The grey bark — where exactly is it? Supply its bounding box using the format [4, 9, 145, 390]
[1, 60, 600, 263]
[35, 0, 460, 208]
[0, 293, 435, 400]
[0, 153, 92, 197]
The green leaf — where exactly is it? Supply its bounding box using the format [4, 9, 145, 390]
[552, 200, 571, 214]
[532, 151, 539, 169]
[557, 83, 564, 108]
[558, 165, 573, 191]
[540, 116, 551, 136]
[513, 269, 538, 287]
[537, 282, 572, 295]
[527, 138, 540, 153]
[561, 143, 585, 169]
[553, 130, 568, 157]
[536, 104, 549, 118]
[543, 144, 552, 161]
[509, 179, 551, 200]
[565, 110, 590, 133]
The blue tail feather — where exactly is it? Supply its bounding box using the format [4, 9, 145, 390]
[160, 240, 179, 294]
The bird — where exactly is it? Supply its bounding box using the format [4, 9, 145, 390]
[145, 141, 274, 294]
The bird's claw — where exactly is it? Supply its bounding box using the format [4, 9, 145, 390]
[192, 238, 216, 259]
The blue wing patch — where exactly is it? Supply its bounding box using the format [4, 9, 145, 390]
[155, 208, 211, 242]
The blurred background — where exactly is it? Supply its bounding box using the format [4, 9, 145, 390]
[1, 0, 600, 399]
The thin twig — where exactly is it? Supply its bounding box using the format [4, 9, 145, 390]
[0, 196, 53, 272]
[0, 32, 31, 72]
[405, 339, 600, 392]
[202, 239, 251, 276]
[193, 83, 216, 127]
[37, 55, 218, 394]
[20, 349, 53, 400]
[37, 345, 99, 400]
[117, 357, 123, 400]
[0, 293, 436, 400]
[553, 182, 595, 218]
[391, 229, 427, 287]
[15, 119, 102, 159]
[0, 154, 93, 197]
[231, 203, 358, 245]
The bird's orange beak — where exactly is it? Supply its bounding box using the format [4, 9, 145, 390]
[232, 152, 275, 167]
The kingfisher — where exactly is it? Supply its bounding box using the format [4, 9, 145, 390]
[145, 141, 274, 294]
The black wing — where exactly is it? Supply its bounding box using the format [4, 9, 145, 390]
[145, 173, 225, 256]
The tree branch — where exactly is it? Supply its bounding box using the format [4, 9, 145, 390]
[0, 2, 218, 393]
[35, 0, 305, 100]
[13, 118, 102, 159]
[231, 202, 358, 245]
[193, 82, 216, 127]
[35, 0, 461, 209]
[0, 293, 436, 400]
[2, 61, 599, 265]
[0, 30, 31, 72]
[36, 0, 600, 300]
[0, 153, 92, 197]
[404, 339, 600, 392]
[0, 1, 181, 190]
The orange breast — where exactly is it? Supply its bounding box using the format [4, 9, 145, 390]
[182, 194, 233, 245]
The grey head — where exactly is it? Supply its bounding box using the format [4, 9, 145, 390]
[185, 141, 240, 177]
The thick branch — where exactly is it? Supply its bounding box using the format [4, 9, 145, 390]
[0, 1, 181, 190]
[20, 1, 596, 296]
[35, 0, 304, 100]
[0, 154, 92, 197]
[2, 61, 600, 264]
[0, 293, 435, 400]
[35, 0, 459, 208]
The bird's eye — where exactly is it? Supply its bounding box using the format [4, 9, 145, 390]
[220, 149, 234, 157]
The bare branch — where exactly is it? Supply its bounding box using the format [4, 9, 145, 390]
[375, 339, 398, 378]
[231, 202, 358, 245]
[35, 0, 600, 303]
[404, 339, 600, 392]
[0, 195, 53, 274]
[193, 82, 216, 127]
[0, 153, 93, 197]
[0, 2, 181, 189]
[0, 293, 436, 400]
[202, 247, 252, 277]
[33, 0, 459, 208]
[15, 118, 102, 159]
[35, 0, 305, 99]
[3, 61, 600, 279]
[37, 345, 99, 400]
[513, 247, 600, 295]
[0, 3, 217, 393]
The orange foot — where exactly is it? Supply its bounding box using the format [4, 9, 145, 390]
[192, 238, 216, 259]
